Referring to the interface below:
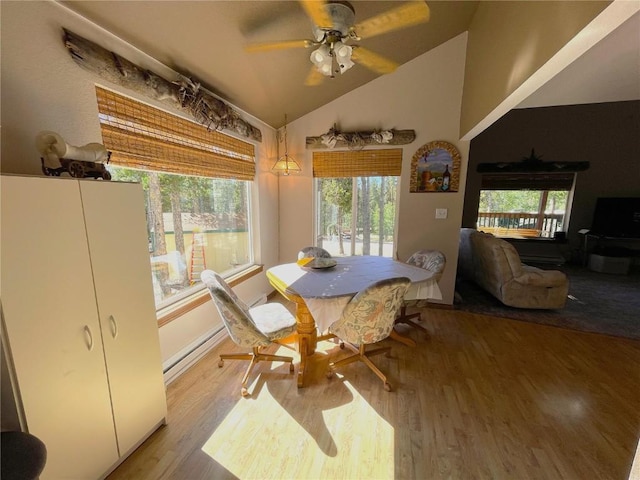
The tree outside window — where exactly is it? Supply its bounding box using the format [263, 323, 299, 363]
[109, 166, 252, 308]
[316, 176, 398, 257]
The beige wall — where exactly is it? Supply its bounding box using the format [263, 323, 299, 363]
[280, 33, 471, 305]
[460, 1, 612, 139]
[0, 1, 280, 365]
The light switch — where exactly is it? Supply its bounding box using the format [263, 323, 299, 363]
[435, 208, 448, 219]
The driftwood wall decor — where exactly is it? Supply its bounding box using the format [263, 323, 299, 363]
[306, 125, 415, 150]
[63, 29, 262, 142]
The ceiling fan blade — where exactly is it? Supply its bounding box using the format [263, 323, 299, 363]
[354, 1, 430, 40]
[351, 47, 398, 74]
[244, 39, 312, 53]
[299, 0, 332, 28]
[305, 66, 325, 87]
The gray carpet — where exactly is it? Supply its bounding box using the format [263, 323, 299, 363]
[454, 264, 640, 340]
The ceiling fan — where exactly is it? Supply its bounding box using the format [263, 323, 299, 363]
[244, 0, 430, 86]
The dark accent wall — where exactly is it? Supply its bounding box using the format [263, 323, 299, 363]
[462, 101, 640, 258]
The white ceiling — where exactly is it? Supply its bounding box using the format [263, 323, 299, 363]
[59, 1, 639, 130]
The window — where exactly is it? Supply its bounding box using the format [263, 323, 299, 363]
[96, 87, 255, 310]
[477, 173, 575, 238]
[313, 149, 402, 257]
[108, 167, 252, 308]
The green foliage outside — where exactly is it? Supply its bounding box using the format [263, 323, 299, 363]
[318, 176, 398, 256]
[109, 166, 247, 220]
[479, 190, 568, 213]
[108, 165, 251, 305]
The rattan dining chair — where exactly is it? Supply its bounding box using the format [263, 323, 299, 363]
[297, 246, 332, 260]
[326, 276, 411, 391]
[395, 249, 446, 335]
[201, 270, 297, 397]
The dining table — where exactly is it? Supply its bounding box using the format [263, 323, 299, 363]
[266, 255, 442, 388]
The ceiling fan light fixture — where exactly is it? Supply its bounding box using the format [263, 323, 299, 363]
[338, 56, 354, 74]
[334, 41, 354, 74]
[334, 41, 350, 58]
[310, 44, 334, 76]
[310, 44, 329, 64]
[246, 0, 431, 84]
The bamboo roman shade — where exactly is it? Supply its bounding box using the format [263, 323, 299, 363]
[481, 173, 575, 191]
[95, 86, 255, 180]
[313, 149, 402, 178]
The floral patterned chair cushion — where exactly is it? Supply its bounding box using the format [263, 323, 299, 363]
[407, 250, 446, 280]
[201, 270, 297, 348]
[405, 249, 446, 309]
[201, 270, 297, 397]
[392, 249, 446, 337]
[327, 276, 411, 391]
[329, 277, 411, 345]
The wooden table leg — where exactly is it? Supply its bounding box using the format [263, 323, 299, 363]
[297, 337, 308, 388]
[266, 272, 319, 388]
[293, 300, 318, 388]
[390, 328, 417, 347]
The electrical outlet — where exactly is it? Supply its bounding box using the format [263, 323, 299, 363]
[435, 208, 448, 219]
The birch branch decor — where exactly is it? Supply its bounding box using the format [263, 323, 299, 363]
[63, 28, 262, 142]
[306, 125, 415, 150]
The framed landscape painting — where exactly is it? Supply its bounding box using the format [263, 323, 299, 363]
[410, 140, 461, 192]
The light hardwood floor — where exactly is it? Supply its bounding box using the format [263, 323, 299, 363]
[108, 306, 640, 480]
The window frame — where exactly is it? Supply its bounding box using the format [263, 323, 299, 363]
[313, 178, 401, 256]
[107, 165, 258, 317]
[157, 264, 263, 327]
[312, 148, 403, 257]
[96, 86, 260, 320]
[477, 178, 575, 239]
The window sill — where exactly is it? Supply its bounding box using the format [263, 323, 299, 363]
[157, 264, 264, 327]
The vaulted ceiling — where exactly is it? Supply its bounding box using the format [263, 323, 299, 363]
[60, 0, 480, 128]
[60, 1, 639, 130]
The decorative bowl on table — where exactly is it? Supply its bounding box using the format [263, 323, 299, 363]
[297, 257, 338, 269]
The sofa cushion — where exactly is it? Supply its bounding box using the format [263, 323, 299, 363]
[459, 228, 569, 309]
[516, 265, 568, 287]
[500, 276, 569, 310]
[471, 231, 515, 294]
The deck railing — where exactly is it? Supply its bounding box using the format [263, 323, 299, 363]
[477, 212, 564, 238]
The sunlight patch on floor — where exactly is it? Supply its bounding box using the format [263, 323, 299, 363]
[201, 348, 394, 478]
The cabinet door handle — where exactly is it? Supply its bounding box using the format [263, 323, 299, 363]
[109, 315, 118, 339]
[83, 325, 94, 351]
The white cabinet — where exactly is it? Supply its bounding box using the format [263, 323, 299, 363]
[0, 175, 167, 479]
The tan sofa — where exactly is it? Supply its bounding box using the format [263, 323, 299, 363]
[458, 228, 569, 309]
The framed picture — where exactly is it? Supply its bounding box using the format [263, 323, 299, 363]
[409, 140, 461, 192]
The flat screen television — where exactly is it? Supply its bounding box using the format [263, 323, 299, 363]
[590, 197, 640, 238]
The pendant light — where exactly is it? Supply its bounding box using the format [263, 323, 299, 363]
[271, 114, 301, 176]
